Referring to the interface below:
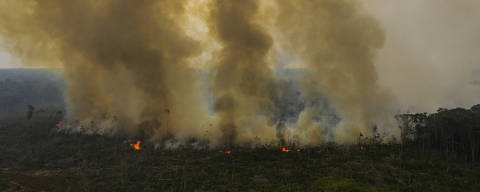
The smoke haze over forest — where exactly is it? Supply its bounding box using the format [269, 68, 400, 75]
[0, 0, 478, 146]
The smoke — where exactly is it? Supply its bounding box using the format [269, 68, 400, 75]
[0, 0, 400, 146]
[207, 0, 278, 145]
[275, 0, 398, 143]
[0, 0, 210, 141]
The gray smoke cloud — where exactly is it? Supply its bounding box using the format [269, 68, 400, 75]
[0, 0, 211, 143]
[0, 0, 415, 146]
[274, 0, 398, 143]
[207, 0, 279, 145]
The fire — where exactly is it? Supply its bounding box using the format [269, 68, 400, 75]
[360, 145, 365, 151]
[296, 148, 301, 152]
[219, 149, 232, 154]
[130, 140, 141, 151]
[281, 147, 290, 152]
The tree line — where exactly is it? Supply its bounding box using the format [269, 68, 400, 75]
[396, 104, 480, 161]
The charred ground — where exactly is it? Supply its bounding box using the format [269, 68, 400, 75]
[1, 114, 480, 192]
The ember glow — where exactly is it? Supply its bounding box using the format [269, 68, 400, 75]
[130, 141, 141, 151]
[281, 147, 290, 152]
[219, 149, 232, 155]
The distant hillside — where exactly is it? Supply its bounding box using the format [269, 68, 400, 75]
[0, 68, 65, 115]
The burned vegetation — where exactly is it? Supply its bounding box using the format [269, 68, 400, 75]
[0, 0, 479, 191]
[0, 71, 479, 191]
[1, 108, 480, 191]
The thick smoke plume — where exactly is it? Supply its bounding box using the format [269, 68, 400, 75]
[0, 0, 399, 146]
[207, 0, 278, 145]
[0, 0, 210, 142]
[275, 0, 397, 143]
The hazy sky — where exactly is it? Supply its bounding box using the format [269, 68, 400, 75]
[364, 0, 480, 112]
[0, 47, 15, 68]
[0, 0, 478, 113]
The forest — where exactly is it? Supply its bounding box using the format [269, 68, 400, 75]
[397, 104, 480, 162]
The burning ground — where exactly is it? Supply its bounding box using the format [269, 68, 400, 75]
[1, 115, 480, 191]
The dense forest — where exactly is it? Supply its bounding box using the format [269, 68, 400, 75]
[397, 104, 480, 161]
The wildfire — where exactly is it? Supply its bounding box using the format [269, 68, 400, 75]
[281, 147, 290, 152]
[219, 149, 232, 155]
[130, 140, 141, 151]
[296, 148, 301, 152]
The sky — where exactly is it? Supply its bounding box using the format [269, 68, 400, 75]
[0, 0, 479, 113]
[0, 47, 15, 68]
[363, 0, 480, 112]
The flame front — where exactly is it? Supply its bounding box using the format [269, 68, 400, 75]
[130, 140, 141, 151]
[281, 147, 290, 152]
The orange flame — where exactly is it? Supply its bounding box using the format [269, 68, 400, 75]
[130, 140, 141, 151]
[281, 147, 290, 152]
[296, 148, 301, 152]
[219, 149, 232, 154]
